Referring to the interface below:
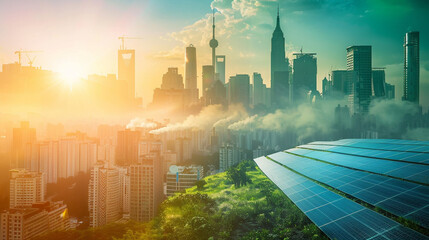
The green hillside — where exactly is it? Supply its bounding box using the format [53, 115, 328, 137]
[39, 161, 327, 240]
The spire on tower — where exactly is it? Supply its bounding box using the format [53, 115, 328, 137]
[209, 8, 219, 72]
[276, 4, 280, 27]
[212, 8, 215, 39]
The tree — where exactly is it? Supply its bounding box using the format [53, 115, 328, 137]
[196, 180, 207, 190]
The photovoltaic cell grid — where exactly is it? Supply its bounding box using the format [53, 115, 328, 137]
[297, 144, 429, 165]
[310, 139, 429, 153]
[254, 157, 428, 240]
[271, 151, 429, 228]
[293, 145, 429, 185]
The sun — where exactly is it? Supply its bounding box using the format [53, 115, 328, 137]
[56, 62, 84, 90]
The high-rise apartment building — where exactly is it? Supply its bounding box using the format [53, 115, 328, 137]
[347, 46, 372, 114]
[118, 167, 130, 216]
[0, 201, 69, 240]
[219, 145, 241, 172]
[88, 162, 121, 227]
[11, 122, 36, 169]
[174, 138, 192, 164]
[138, 139, 163, 156]
[9, 169, 45, 208]
[57, 134, 98, 179]
[403, 31, 419, 104]
[38, 141, 59, 183]
[129, 154, 163, 222]
[116, 129, 141, 166]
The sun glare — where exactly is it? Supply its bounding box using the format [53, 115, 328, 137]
[56, 62, 83, 90]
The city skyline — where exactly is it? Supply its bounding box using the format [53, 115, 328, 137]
[1, 0, 428, 107]
[1, 1, 429, 238]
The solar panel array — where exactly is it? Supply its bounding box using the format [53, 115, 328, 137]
[254, 139, 429, 240]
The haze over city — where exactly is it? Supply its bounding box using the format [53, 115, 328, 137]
[0, 0, 429, 240]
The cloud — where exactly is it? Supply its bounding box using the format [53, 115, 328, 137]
[149, 46, 184, 61]
[227, 101, 338, 142]
[368, 99, 419, 130]
[126, 118, 158, 129]
[149, 104, 248, 134]
[403, 128, 429, 141]
[239, 52, 255, 58]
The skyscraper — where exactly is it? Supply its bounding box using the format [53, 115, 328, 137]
[322, 77, 332, 98]
[228, 74, 250, 108]
[185, 45, 199, 103]
[9, 169, 46, 208]
[118, 49, 136, 101]
[11, 121, 36, 169]
[347, 46, 372, 114]
[129, 154, 163, 222]
[403, 31, 419, 104]
[271, 71, 289, 107]
[206, 80, 227, 106]
[332, 70, 349, 96]
[372, 69, 386, 98]
[116, 129, 141, 166]
[270, 7, 289, 108]
[253, 73, 265, 106]
[292, 52, 317, 103]
[88, 162, 121, 228]
[385, 83, 395, 100]
[185, 44, 197, 89]
[215, 55, 226, 84]
[161, 68, 184, 90]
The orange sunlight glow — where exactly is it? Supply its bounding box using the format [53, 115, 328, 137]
[56, 61, 84, 90]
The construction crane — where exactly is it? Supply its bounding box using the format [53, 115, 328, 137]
[14, 50, 43, 66]
[118, 36, 143, 50]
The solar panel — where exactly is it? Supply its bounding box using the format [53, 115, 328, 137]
[309, 139, 429, 153]
[267, 151, 429, 228]
[287, 148, 429, 185]
[254, 156, 428, 240]
[298, 144, 429, 164]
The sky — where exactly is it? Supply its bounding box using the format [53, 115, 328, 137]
[0, 0, 428, 108]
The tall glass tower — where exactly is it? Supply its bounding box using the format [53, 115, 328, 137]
[403, 31, 419, 104]
[270, 7, 287, 82]
[185, 44, 197, 90]
[347, 46, 372, 114]
[270, 7, 289, 108]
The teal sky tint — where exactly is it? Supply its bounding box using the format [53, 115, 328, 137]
[0, 0, 428, 107]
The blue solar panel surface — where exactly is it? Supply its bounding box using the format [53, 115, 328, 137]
[291, 146, 429, 185]
[270, 151, 429, 227]
[254, 139, 429, 240]
[254, 156, 428, 240]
